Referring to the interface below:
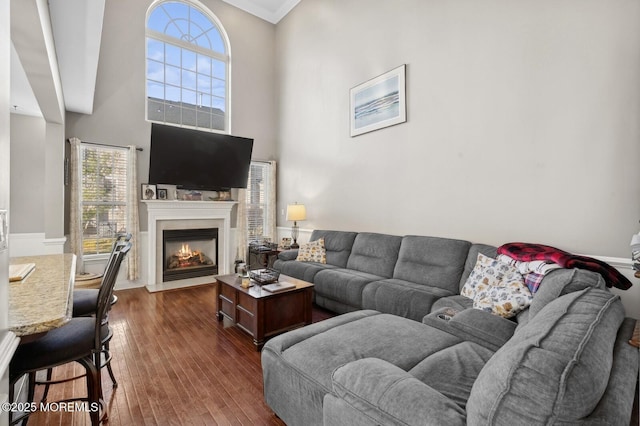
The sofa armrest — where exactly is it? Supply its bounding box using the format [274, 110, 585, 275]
[277, 249, 298, 261]
[581, 318, 639, 425]
[330, 358, 466, 426]
[423, 308, 516, 351]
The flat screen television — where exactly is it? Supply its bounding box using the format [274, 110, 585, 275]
[148, 123, 254, 191]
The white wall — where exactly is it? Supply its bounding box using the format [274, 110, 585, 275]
[9, 115, 46, 233]
[65, 0, 278, 232]
[275, 0, 640, 260]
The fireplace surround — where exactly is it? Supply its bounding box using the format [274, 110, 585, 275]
[143, 200, 236, 292]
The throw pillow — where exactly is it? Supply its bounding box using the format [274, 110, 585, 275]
[461, 253, 533, 318]
[295, 238, 326, 264]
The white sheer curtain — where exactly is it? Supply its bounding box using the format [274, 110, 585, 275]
[126, 146, 140, 280]
[267, 160, 277, 240]
[236, 160, 277, 263]
[68, 137, 84, 273]
[236, 188, 247, 262]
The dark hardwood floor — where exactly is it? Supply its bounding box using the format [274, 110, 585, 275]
[26, 284, 333, 425]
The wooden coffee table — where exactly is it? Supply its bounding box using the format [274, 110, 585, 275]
[215, 273, 314, 350]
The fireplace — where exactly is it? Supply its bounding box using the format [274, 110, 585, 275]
[163, 228, 218, 282]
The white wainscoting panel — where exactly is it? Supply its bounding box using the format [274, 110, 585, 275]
[9, 233, 66, 257]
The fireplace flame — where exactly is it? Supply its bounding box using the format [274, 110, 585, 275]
[179, 243, 192, 259]
[167, 241, 214, 270]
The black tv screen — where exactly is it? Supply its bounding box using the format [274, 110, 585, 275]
[148, 123, 254, 191]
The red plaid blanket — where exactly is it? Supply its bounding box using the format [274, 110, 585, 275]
[497, 242, 632, 290]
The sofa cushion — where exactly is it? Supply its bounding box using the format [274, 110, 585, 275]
[408, 341, 495, 409]
[393, 235, 471, 293]
[362, 278, 454, 321]
[466, 287, 625, 425]
[515, 268, 606, 330]
[313, 268, 385, 310]
[329, 358, 468, 426]
[296, 238, 326, 263]
[274, 259, 337, 283]
[309, 230, 358, 267]
[461, 253, 532, 318]
[272, 311, 462, 391]
[346, 232, 402, 277]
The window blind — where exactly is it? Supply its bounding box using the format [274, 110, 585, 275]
[81, 144, 129, 255]
[246, 162, 272, 241]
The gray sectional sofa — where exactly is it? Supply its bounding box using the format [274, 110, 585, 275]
[274, 230, 475, 320]
[265, 230, 639, 425]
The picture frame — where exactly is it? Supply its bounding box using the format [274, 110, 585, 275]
[157, 188, 167, 200]
[142, 184, 157, 200]
[280, 237, 292, 249]
[350, 64, 407, 137]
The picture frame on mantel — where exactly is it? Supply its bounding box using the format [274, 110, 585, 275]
[350, 64, 407, 137]
[142, 184, 156, 200]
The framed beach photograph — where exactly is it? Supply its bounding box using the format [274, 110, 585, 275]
[350, 64, 407, 137]
[142, 184, 156, 200]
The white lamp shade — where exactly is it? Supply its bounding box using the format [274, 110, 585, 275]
[286, 204, 306, 221]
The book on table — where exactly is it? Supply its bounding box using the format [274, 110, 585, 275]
[262, 281, 296, 293]
[9, 263, 35, 282]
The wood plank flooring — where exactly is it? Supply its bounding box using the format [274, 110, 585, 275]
[26, 284, 333, 425]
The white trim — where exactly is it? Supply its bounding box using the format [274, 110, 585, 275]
[222, 0, 300, 24]
[8, 233, 66, 257]
[276, 226, 313, 246]
[588, 255, 634, 270]
[0, 331, 19, 378]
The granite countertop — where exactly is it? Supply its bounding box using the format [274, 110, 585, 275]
[9, 253, 76, 337]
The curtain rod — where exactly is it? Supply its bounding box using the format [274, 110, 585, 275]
[66, 138, 143, 152]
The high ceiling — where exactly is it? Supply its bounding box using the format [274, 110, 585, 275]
[223, 0, 300, 24]
[10, 0, 299, 119]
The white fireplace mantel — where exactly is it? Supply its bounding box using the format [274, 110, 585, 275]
[143, 200, 237, 292]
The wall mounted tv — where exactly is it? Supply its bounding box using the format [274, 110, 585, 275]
[148, 123, 254, 191]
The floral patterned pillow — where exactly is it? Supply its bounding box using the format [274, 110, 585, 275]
[461, 253, 533, 318]
[295, 238, 327, 264]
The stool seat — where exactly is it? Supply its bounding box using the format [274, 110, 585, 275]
[11, 318, 109, 382]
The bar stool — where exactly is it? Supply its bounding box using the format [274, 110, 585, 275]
[9, 242, 131, 425]
[38, 236, 130, 405]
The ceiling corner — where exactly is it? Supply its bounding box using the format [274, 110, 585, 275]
[222, 0, 300, 24]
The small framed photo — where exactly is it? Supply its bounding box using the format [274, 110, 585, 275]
[157, 189, 167, 200]
[142, 184, 157, 200]
[280, 237, 292, 249]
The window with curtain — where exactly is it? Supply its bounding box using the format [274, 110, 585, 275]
[146, 0, 230, 132]
[246, 161, 273, 241]
[81, 145, 129, 255]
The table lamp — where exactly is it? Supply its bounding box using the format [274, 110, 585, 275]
[286, 203, 306, 249]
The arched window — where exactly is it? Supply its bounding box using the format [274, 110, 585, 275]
[146, 1, 230, 132]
